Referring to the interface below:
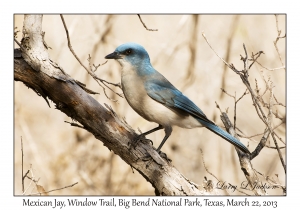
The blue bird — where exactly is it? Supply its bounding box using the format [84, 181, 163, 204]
[105, 42, 250, 154]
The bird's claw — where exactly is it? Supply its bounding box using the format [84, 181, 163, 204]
[142, 138, 153, 145]
[141, 154, 152, 161]
[141, 151, 171, 168]
[157, 150, 172, 162]
[129, 134, 153, 149]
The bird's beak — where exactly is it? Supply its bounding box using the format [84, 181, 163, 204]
[105, 51, 122, 59]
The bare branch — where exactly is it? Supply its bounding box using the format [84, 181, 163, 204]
[273, 94, 286, 107]
[248, 51, 264, 69]
[203, 33, 286, 173]
[202, 32, 232, 68]
[64, 120, 85, 129]
[236, 89, 249, 103]
[200, 148, 250, 196]
[23, 164, 34, 195]
[60, 14, 123, 102]
[240, 121, 285, 142]
[220, 88, 235, 98]
[256, 60, 285, 71]
[220, 88, 248, 129]
[137, 14, 158, 31]
[220, 15, 240, 99]
[265, 145, 285, 149]
[30, 182, 79, 196]
[200, 148, 221, 182]
[250, 128, 271, 160]
[219, 111, 266, 195]
[21, 137, 24, 193]
[273, 15, 286, 69]
[255, 170, 286, 194]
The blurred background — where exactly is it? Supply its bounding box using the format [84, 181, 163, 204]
[14, 14, 286, 195]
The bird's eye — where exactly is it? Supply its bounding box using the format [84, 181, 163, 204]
[125, 49, 132, 55]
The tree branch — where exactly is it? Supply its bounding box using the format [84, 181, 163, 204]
[219, 111, 266, 195]
[203, 32, 286, 174]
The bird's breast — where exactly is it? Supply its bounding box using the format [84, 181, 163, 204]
[121, 67, 170, 124]
[121, 67, 150, 117]
[121, 67, 201, 128]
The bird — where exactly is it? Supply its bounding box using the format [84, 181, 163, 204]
[105, 42, 250, 154]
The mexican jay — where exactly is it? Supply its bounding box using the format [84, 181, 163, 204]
[105, 42, 250, 154]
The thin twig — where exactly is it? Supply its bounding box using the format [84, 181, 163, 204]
[64, 121, 85, 129]
[60, 15, 123, 101]
[23, 164, 34, 195]
[233, 92, 238, 129]
[115, 167, 132, 194]
[137, 14, 158, 31]
[254, 76, 285, 120]
[220, 15, 240, 99]
[256, 60, 285, 71]
[254, 169, 286, 194]
[220, 89, 248, 129]
[200, 148, 249, 196]
[30, 182, 79, 195]
[248, 51, 264, 69]
[274, 15, 286, 69]
[21, 137, 24, 193]
[241, 122, 284, 140]
[273, 94, 286, 108]
[60, 15, 86, 70]
[220, 88, 235, 98]
[250, 128, 271, 160]
[200, 148, 220, 182]
[242, 43, 248, 71]
[202, 32, 231, 67]
[273, 130, 285, 144]
[265, 145, 285, 149]
[236, 89, 249, 104]
[234, 89, 249, 129]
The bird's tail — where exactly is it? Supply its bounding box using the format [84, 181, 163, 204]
[196, 118, 250, 154]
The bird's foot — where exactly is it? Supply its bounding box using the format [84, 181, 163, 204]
[129, 134, 153, 149]
[141, 150, 171, 167]
[157, 150, 172, 163]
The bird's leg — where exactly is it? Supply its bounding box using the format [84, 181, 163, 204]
[130, 124, 163, 148]
[156, 126, 173, 162]
[143, 124, 164, 136]
[156, 126, 172, 152]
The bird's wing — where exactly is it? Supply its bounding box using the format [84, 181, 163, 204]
[145, 81, 250, 154]
[145, 82, 214, 125]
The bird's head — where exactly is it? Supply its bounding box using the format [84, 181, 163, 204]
[105, 42, 151, 68]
